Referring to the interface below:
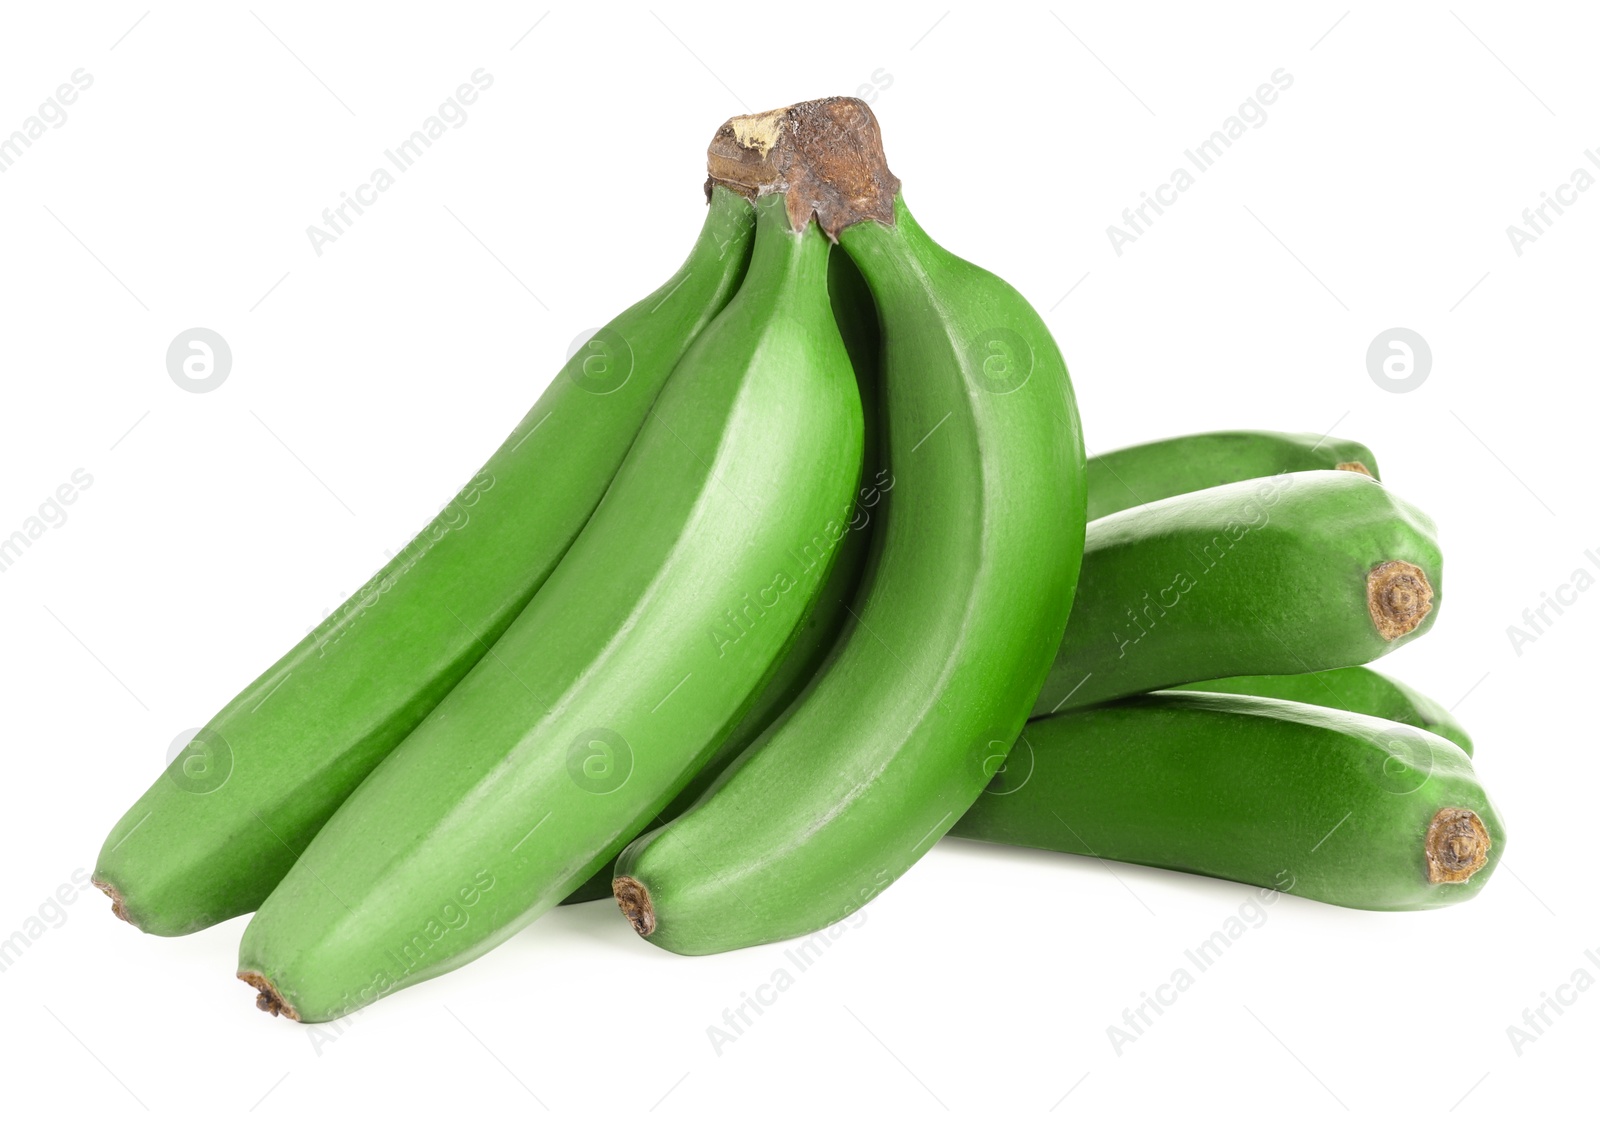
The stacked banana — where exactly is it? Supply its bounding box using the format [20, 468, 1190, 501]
[94, 97, 1502, 1023]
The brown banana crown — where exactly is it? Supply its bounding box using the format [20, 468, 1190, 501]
[705, 96, 900, 238]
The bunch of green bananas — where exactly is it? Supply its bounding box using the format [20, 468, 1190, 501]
[94, 97, 1501, 1024]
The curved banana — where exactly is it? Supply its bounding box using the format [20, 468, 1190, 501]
[952, 693, 1501, 910]
[1032, 470, 1440, 715]
[237, 187, 864, 1021]
[1087, 429, 1379, 521]
[560, 247, 884, 906]
[612, 97, 1086, 955]
[1182, 666, 1472, 755]
[94, 188, 756, 936]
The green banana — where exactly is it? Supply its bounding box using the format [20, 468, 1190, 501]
[1087, 429, 1379, 521]
[565, 424, 1387, 905]
[1034, 469, 1440, 715]
[561, 247, 884, 907]
[93, 188, 756, 937]
[1183, 666, 1472, 755]
[952, 692, 1502, 910]
[673, 243, 885, 776]
[613, 97, 1086, 956]
[237, 188, 864, 1021]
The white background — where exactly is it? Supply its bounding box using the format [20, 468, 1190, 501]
[0, 2, 1592, 1118]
